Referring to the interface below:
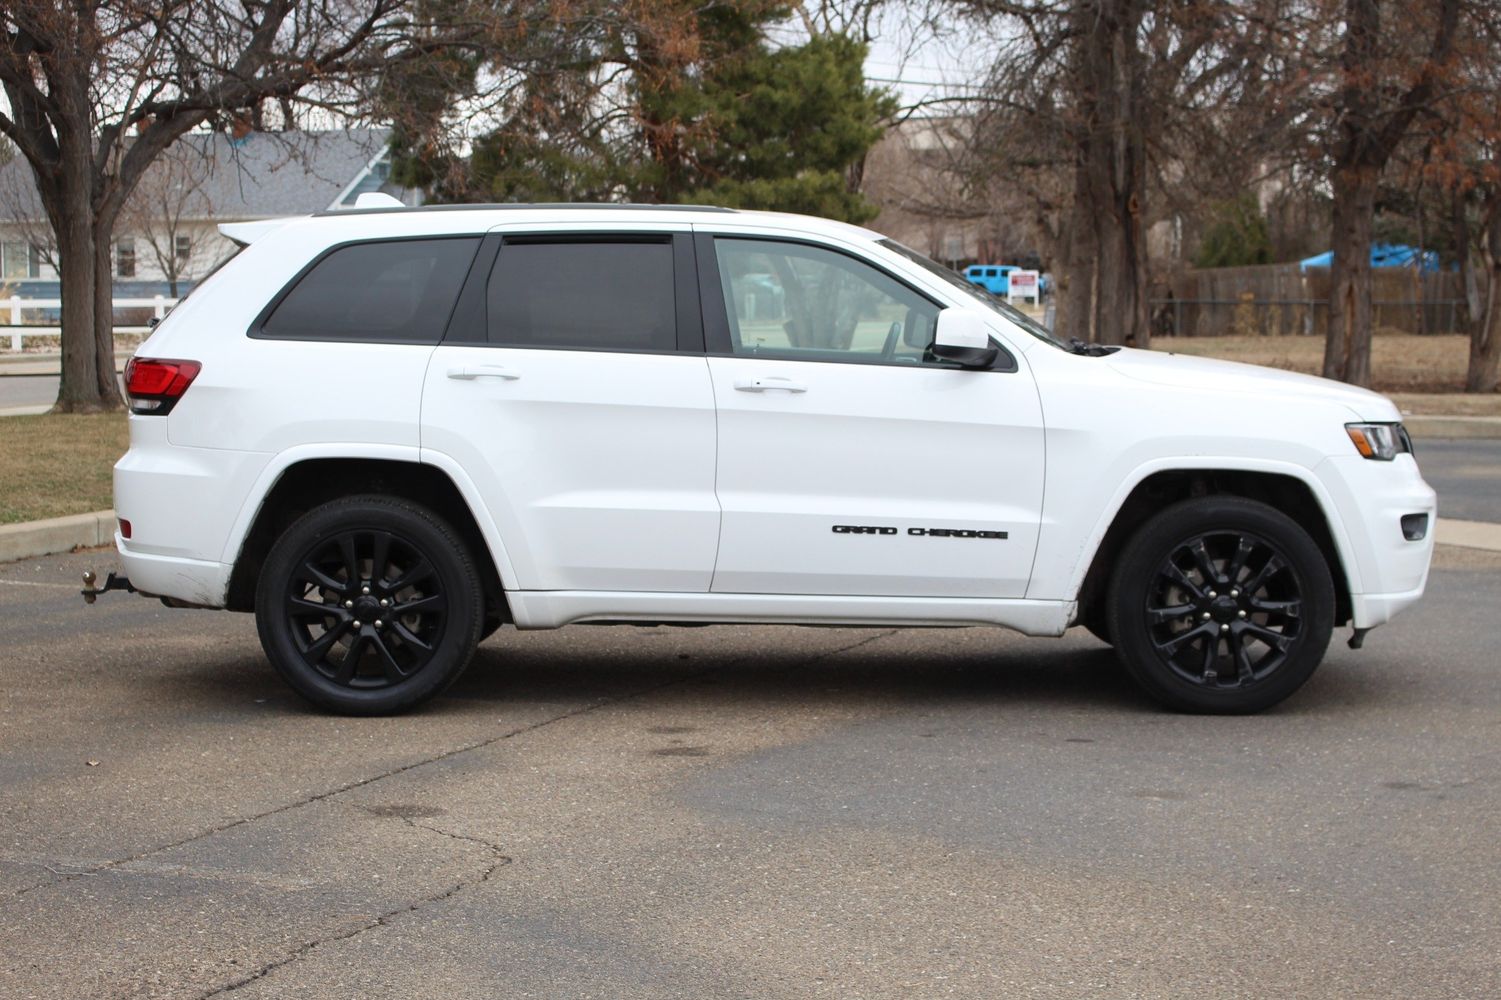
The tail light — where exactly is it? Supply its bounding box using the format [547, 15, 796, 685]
[124, 358, 201, 415]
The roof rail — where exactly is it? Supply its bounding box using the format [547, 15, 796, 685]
[311, 201, 738, 218]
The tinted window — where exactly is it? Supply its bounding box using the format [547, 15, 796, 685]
[261, 238, 480, 343]
[487, 240, 675, 351]
[713, 238, 942, 366]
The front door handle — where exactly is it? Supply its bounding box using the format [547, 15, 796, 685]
[447, 365, 521, 381]
[734, 377, 807, 393]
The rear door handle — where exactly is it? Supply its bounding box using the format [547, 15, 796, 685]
[734, 377, 807, 393]
[447, 365, 521, 381]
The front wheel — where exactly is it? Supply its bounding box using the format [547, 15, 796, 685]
[255, 496, 484, 715]
[1106, 497, 1335, 714]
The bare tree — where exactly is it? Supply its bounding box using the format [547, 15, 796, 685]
[961, 1, 1272, 347]
[117, 143, 214, 298]
[1317, 0, 1462, 387]
[0, 1, 491, 412]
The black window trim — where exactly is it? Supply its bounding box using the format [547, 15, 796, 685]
[443, 230, 705, 356]
[248, 234, 486, 345]
[693, 232, 1018, 374]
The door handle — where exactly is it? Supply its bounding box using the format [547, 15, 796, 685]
[447, 365, 521, 381]
[734, 377, 807, 393]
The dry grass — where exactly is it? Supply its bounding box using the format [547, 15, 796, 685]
[0, 412, 128, 524]
[1151, 333, 1473, 393]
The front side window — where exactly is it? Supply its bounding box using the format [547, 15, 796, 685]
[486, 239, 676, 351]
[260, 237, 480, 343]
[713, 238, 940, 365]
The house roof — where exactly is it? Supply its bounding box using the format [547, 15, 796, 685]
[0, 128, 397, 223]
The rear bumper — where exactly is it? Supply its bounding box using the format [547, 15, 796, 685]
[115, 540, 232, 607]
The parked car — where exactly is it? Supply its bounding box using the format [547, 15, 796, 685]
[106, 203, 1435, 715]
[963, 263, 1018, 296]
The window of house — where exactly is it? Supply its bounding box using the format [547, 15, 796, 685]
[175, 235, 191, 267]
[1, 240, 37, 279]
[116, 239, 136, 278]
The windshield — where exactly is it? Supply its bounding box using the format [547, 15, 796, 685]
[878, 239, 1069, 351]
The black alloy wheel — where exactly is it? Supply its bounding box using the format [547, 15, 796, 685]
[256, 496, 483, 714]
[1107, 496, 1334, 714]
[1145, 529, 1304, 688]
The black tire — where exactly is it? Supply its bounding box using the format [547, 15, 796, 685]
[1106, 496, 1334, 714]
[255, 495, 484, 715]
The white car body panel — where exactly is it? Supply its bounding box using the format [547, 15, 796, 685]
[705, 353, 1044, 597]
[113, 204, 1435, 642]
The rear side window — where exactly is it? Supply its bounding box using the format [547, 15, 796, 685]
[260, 237, 480, 343]
[486, 239, 675, 351]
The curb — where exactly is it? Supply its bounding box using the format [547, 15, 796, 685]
[1406, 416, 1501, 440]
[0, 510, 116, 564]
[2, 510, 1499, 568]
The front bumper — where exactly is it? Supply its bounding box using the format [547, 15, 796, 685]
[1315, 453, 1436, 628]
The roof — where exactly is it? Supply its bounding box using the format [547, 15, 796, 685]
[0, 128, 397, 223]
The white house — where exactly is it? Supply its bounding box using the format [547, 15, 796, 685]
[0, 128, 416, 298]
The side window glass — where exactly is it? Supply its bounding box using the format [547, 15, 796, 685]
[486, 239, 675, 351]
[261, 238, 479, 343]
[713, 238, 940, 365]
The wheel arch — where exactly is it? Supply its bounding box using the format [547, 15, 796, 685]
[224, 454, 512, 617]
[1072, 465, 1357, 630]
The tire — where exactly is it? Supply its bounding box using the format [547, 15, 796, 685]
[1106, 496, 1334, 714]
[255, 495, 484, 715]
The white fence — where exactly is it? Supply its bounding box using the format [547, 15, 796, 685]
[2, 295, 179, 351]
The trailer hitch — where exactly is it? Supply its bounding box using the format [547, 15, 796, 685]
[81, 570, 136, 604]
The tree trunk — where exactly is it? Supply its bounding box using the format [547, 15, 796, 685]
[1323, 163, 1378, 386]
[1467, 197, 1501, 393]
[1070, 0, 1149, 348]
[52, 154, 107, 413]
[92, 215, 123, 408]
[1055, 166, 1096, 343]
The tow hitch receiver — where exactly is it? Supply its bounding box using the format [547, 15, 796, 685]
[81, 570, 136, 604]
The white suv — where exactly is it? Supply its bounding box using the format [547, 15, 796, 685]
[110, 204, 1436, 715]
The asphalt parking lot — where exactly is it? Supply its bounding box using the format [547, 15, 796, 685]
[2, 544, 1498, 998]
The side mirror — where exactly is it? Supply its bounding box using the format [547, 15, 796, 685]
[931, 310, 998, 369]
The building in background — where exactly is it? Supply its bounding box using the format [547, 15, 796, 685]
[0, 128, 415, 299]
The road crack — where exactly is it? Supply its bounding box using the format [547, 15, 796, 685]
[194, 818, 512, 998]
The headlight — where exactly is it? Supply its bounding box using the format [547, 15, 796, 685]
[1345, 422, 1412, 461]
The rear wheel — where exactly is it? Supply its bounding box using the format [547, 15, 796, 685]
[255, 496, 483, 715]
[1107, 497, 1334, 714]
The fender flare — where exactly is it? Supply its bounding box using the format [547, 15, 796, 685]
[219, 443, 522, 593]
[1057, 455, 1365, 601]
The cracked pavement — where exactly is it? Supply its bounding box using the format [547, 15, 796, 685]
[2, 546, 1500, 998]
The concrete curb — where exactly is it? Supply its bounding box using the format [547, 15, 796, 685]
[1435, 518, 1501, 553]
[1406, 416, 1501, 440]
[0, 510, 116, 564]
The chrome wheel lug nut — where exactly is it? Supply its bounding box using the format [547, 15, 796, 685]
[362, 586, 370, 595]
[352, 619, 362, 628]
[1238, 610, 1247, 618]
[1208, 590, 1218, 599]
[374, 620, 384, 629]
[379, 598, 390, 608]
[1230, 589, 1240, 598]
[1201, 612, 1211, 620]
[1220, 624, 1229, 633]
[344, 600, 353, 609]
